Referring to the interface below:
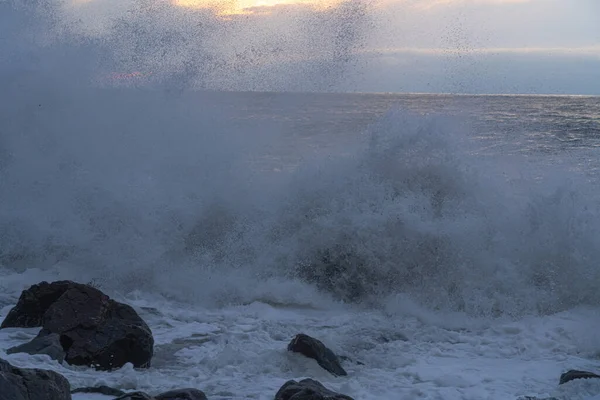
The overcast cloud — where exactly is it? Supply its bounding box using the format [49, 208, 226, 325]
[29, 0, 600, 93]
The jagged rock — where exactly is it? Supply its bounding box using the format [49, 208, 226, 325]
[559, 369, 600, 385]
[287, 333, 347, 376]
[274, 378, 354, 400]
[155, 388, 208, 400]
[113, 388, 207, 400]
[0, 280, 154, 370]
[71, 385, 126, 396]
[7, 329, 65, 363]
[0, 357, 71, 400]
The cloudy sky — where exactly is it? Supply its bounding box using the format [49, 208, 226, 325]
[56, 0, 600, 94]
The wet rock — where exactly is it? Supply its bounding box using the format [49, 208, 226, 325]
[274, 378, 354, 400]
[113, 388, 208, 400]
[71, 385, 126, 396]
[0, 357, 71, 400]
[287, 333, 347, 376]
[0, 280, 154, 370]
[155, 388, 208, 400]
[559, 369, 600, 385]
[516, 397, 558, 400]
[1, 281, 76, 328]
[7, 329, 65, 363]
[114, 392, 154, 400]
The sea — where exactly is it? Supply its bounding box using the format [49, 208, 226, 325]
[1, 90, 600, 400]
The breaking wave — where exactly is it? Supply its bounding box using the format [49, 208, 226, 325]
[1, 0, 600, 318]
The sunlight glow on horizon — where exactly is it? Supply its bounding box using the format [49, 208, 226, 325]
[171, 0, 347, 15]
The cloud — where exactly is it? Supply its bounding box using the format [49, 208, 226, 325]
[8, 0, 599, 94]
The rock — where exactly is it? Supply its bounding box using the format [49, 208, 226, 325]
[71, 385, 126, 396]
[287, 333, 347, 376]
[559, 369, 600, 385]
[155, 388, 208, 400]
[114, 392, 154, 400]
[0, 357, 71, 400]
[7, 329, 65, 363]
[0, 280, 154, 370]
[112, 388, 207, 400]
[516, 397, 558, 400]
[1, 281, 76, 328]
[274, 378, 354, 400]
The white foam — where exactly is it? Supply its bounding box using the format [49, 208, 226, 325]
[1, 288, 599, 400]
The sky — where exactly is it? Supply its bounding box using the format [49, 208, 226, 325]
[29, 0, 600, 94]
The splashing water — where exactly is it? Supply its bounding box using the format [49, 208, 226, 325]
[1, 0, 600, 320]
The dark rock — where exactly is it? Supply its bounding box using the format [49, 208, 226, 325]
[1, 281, 76, 328]
[7, 329, 65, 363]
[0, 357, 71, 400]
[287, 333, 347, 376]
[112, 388, 207, 400]
[559, 369, 600, 385]
[114, 392, 154, 400]
[0, 280, 154, 371]
[516, 397, 558, 400]
[274, 378, 354, 400]
[71, 385, 126, 396]
[155, 388, 208, 400]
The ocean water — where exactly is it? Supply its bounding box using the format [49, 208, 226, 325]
[1, 90, 600, 400]
[2, 1, 600, 399]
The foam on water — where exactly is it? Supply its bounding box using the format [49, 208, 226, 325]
[1, 1, 600, 399]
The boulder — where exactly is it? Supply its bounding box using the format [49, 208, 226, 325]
[559, 369, 600, 385]
[0, 357, 71, 400]
[274, 379, 354, 400]
[7, 329, 65, 363]
[287, 334, 347, 376]
[1, 281, 154, 370]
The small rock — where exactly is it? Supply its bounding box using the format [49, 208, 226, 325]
[114, 392, 154, 400]
[112, 388, 208, 400]
[0, 357, 71, 400]
[71, 386, 126, 396]
[274, 378, 354, 400]
[7, 329, 65, 363]
[516, 397, 559, 400]
[559, 370, 600, 385]
[287, 333, 347, 376]
[155, 388, 208, 400]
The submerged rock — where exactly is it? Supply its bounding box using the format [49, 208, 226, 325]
[1, 280, 154, 370]
[559, 369, 600, 385]
[274, 378, 354, 400]
[7, 329, 65, 363]
[287, 333, 347, 376]
[0, 357, 71, 400]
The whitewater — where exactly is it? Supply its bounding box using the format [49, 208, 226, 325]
[2, 0, 600, 399]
